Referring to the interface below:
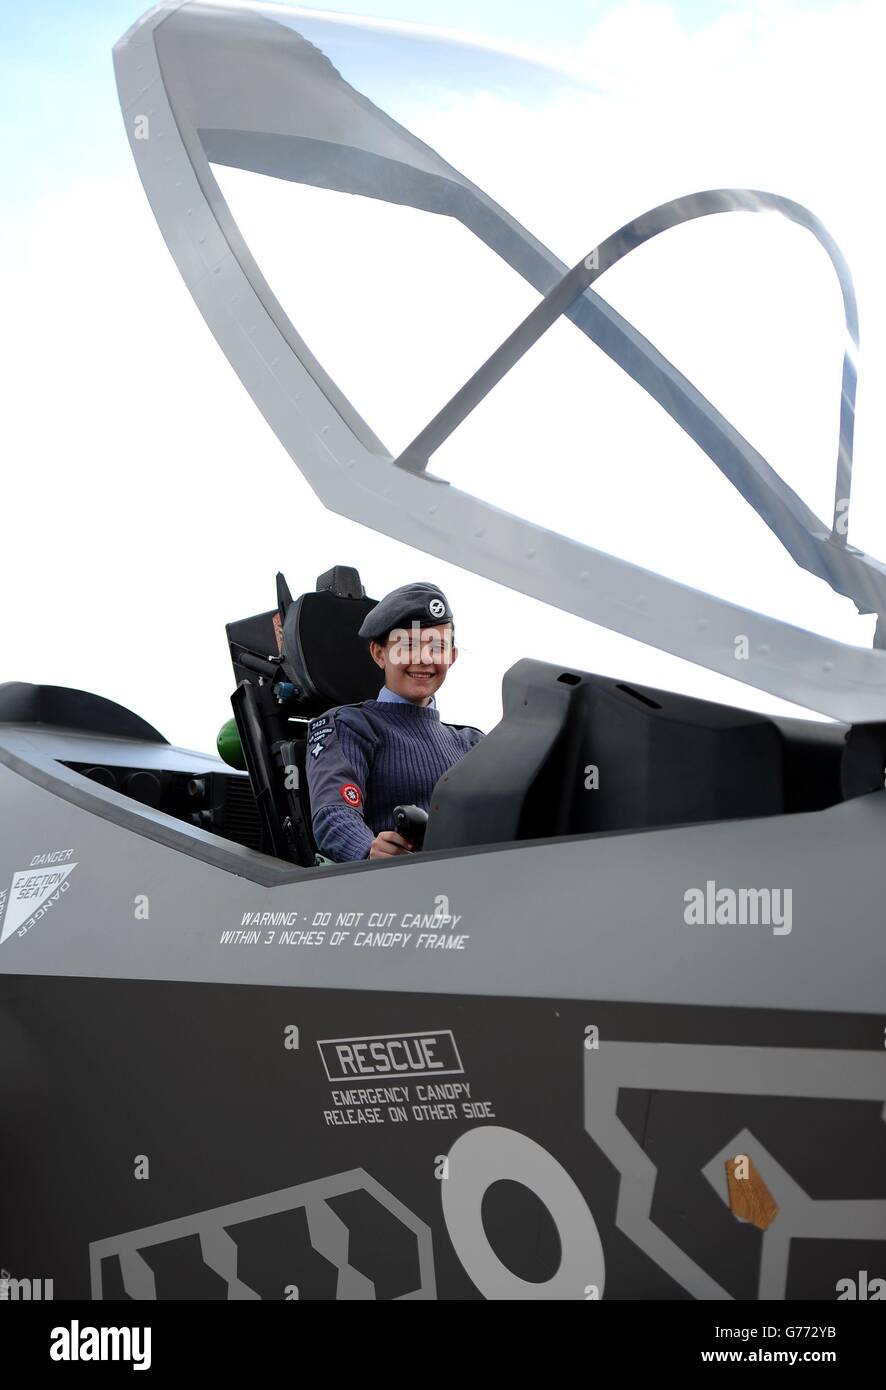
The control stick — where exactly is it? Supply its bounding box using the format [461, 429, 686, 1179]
[393, 804, 429, 850]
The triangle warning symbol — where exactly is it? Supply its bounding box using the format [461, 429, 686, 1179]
[0, 864, 77, 945]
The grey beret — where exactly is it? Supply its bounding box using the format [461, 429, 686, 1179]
[358, 582, 453, 641]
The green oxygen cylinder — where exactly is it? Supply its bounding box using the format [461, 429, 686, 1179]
[216, 717, 246, 771]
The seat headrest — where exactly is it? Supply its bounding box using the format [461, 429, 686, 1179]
[281, 587, 383, 714]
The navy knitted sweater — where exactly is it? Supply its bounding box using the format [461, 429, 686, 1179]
[305, 698, 484, 861]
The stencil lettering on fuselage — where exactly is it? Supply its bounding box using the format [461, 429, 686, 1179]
[0, 863, 77, 945]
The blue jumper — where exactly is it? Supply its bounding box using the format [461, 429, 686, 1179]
[305, 695, 483, 861]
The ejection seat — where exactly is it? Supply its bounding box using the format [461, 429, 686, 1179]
[226, 566, 383, 865]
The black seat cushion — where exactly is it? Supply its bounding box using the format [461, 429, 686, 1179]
[281, 590, 383, 714]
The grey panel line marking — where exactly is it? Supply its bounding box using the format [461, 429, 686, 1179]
[585, 1043, 886, 1300]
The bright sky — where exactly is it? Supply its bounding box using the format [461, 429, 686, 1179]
[2, 0, 885, 752]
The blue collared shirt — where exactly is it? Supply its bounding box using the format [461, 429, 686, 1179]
[377, 685, 436, 709]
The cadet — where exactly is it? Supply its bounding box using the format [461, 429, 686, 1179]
[305, 582, 483, 861]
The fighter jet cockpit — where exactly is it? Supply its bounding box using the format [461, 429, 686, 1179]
[217, 561, 886, 869]
[2, 551, 883, 881]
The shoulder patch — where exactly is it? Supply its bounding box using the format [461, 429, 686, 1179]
[307, 716, 331, 758]
[340, 783, 363, 808]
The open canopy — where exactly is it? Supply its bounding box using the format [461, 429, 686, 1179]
[115, 1, 886, 721]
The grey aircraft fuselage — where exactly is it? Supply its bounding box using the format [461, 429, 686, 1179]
[1, 705, 884, 1301]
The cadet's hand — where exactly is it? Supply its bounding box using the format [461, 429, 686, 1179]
[369, 830, 413, 859]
